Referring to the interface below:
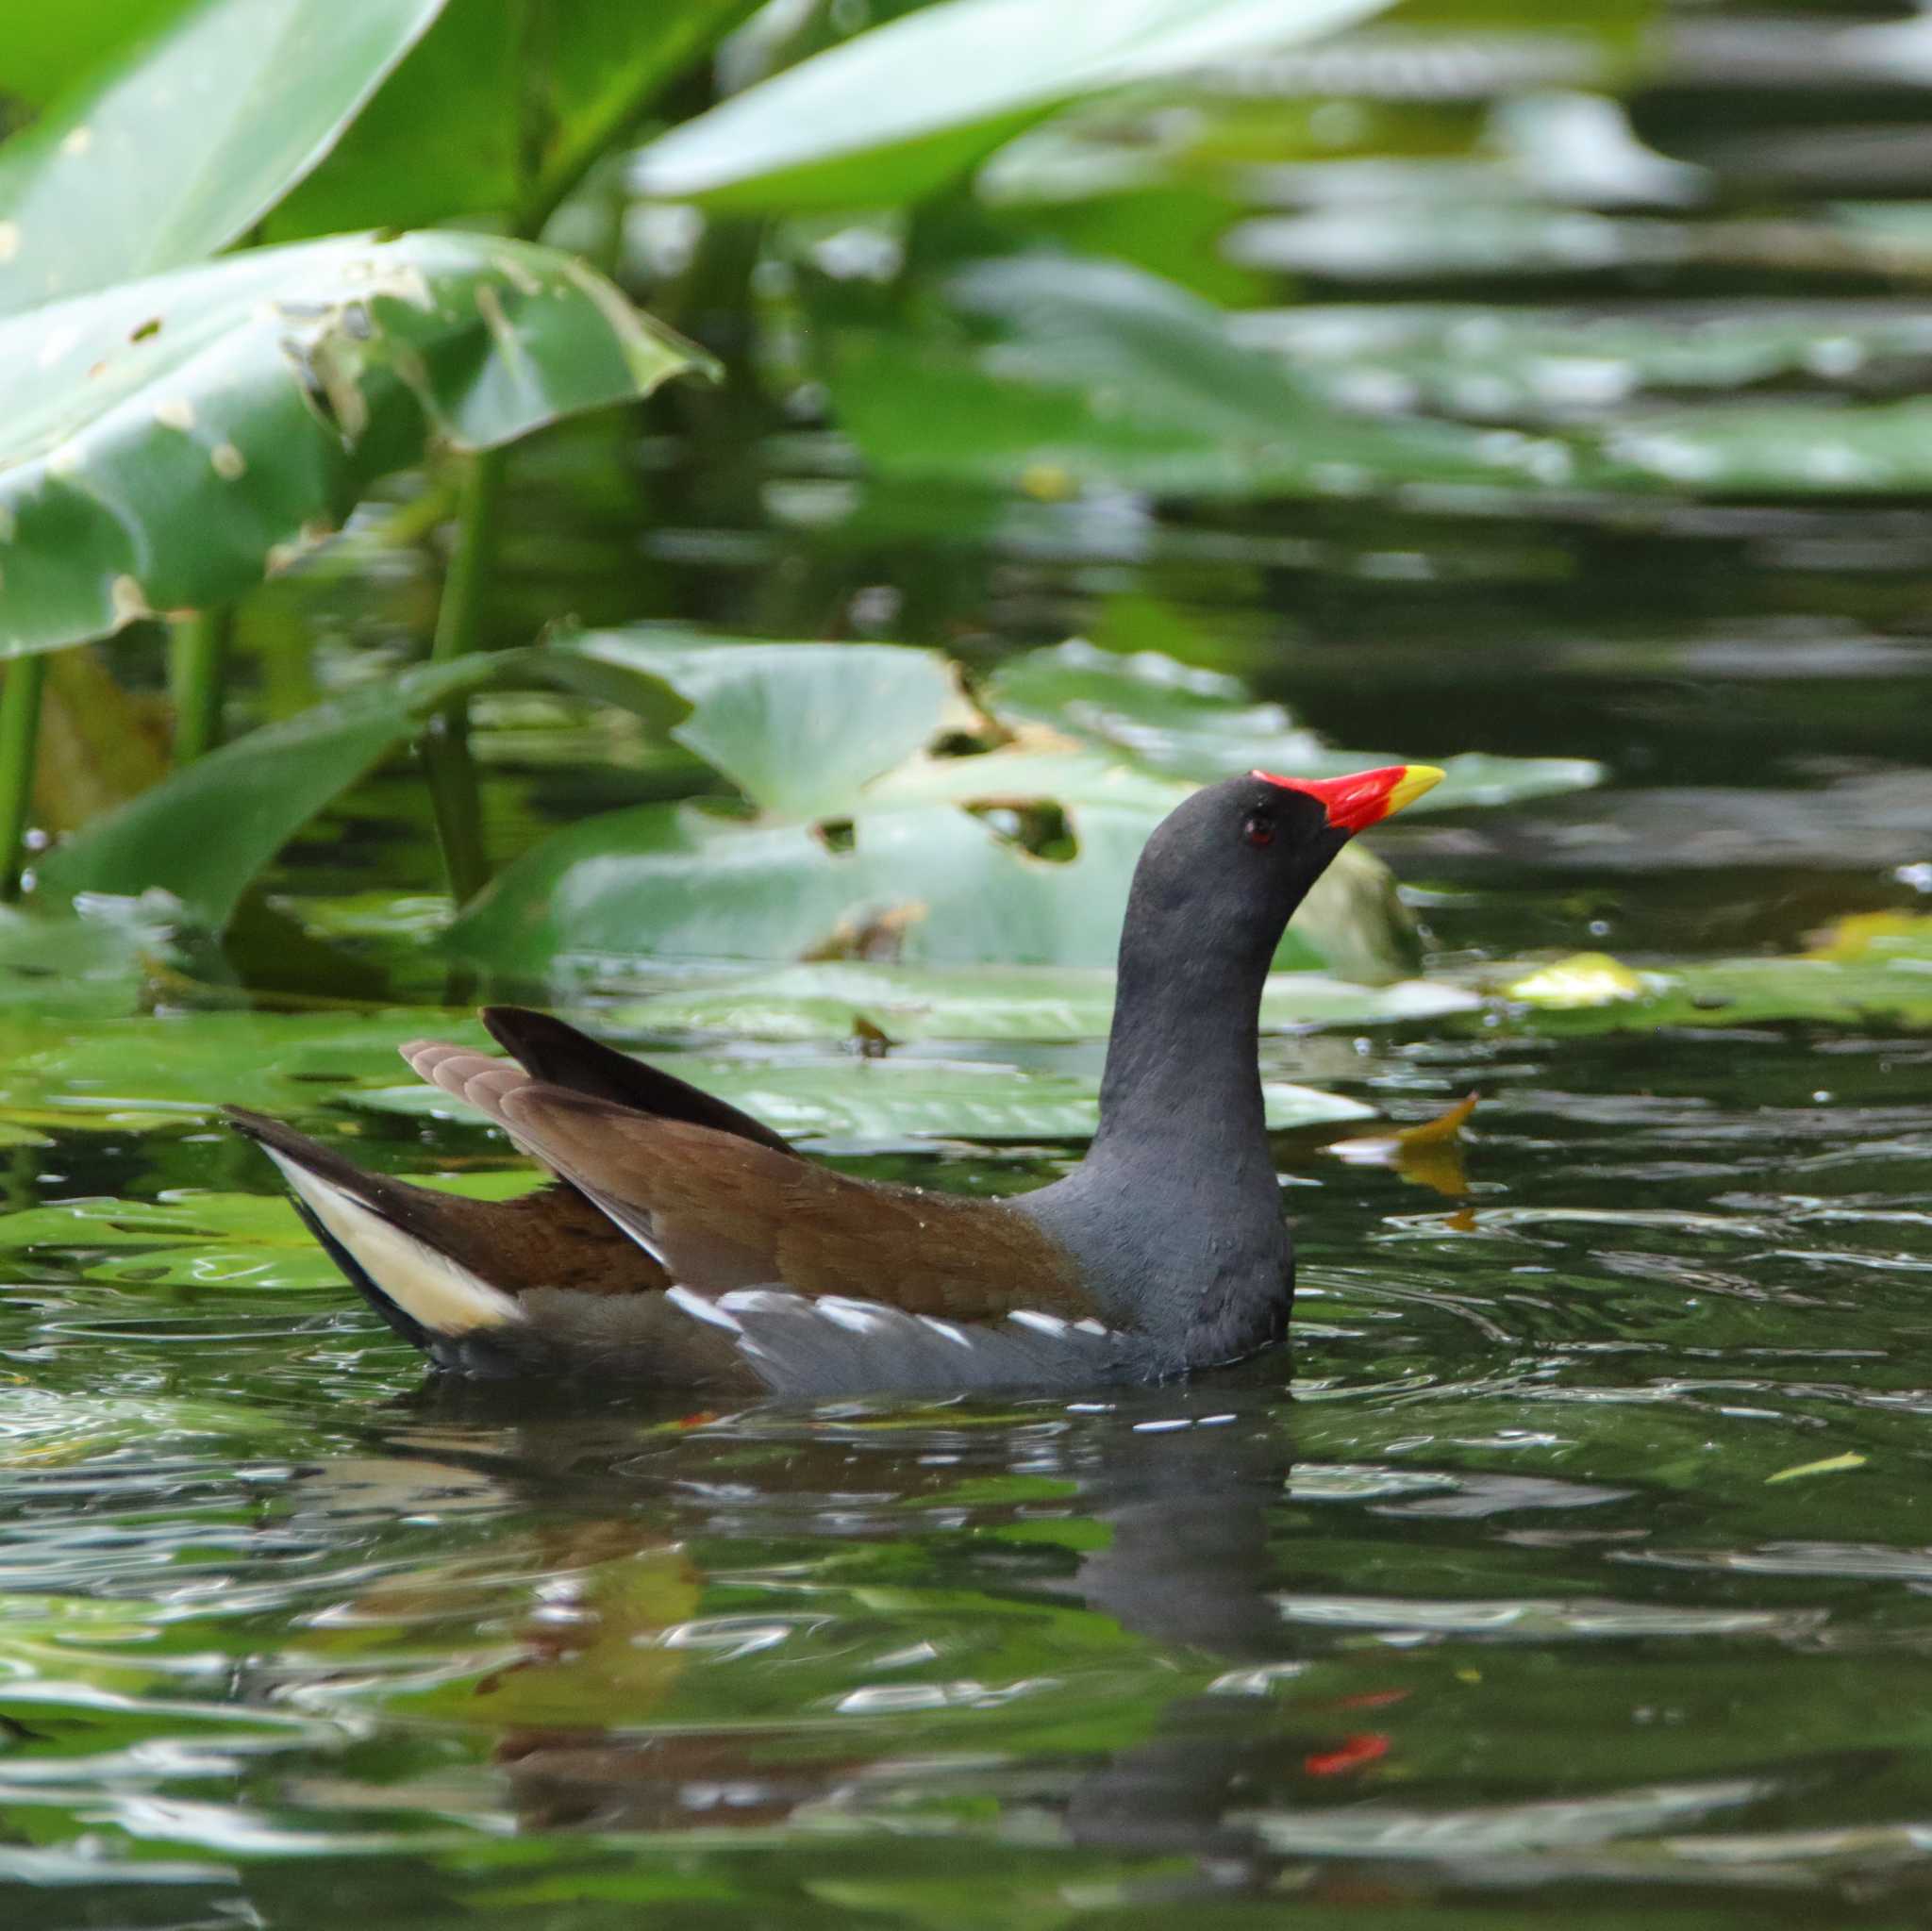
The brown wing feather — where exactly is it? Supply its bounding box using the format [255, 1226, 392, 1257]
[402, 1040, 1092, 1321]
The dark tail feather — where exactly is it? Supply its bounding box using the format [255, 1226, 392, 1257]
[225, 1107, 402, 1207]
[479, 1006, 797, 1157]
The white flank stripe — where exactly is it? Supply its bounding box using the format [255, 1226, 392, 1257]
[816, 1297, 885, 1334]
[1008, 1309, 1069, 1337]
[1074, 1318, 1108, 1336]
[920, 1316, 974, 1348]
[266, 1150, 524, 1336]
[666, 1285, 742, 1333]
[718, 1289, 802, 1315]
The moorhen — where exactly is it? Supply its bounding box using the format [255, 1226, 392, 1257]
[231, 764, 1441, 1395]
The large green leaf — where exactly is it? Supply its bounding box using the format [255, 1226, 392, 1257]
[33, 619, 1507, 976]
[36, 657, 530, 927]
[986, 641, 1603, 807]
[557, 628, 970, 819]
[351, 1053, 1375, 1144]
[441, 795, 1186, 973]
[632, 0, 1391, 208]
[0, 231, 711, 658]
[442, 629, 1427, 981]
[442, 784, 1416, 981]
[0, 0, 445, 315]
[0, 1, 187, 108]
[612, 960, 1478, 1043]
[268, 0, 763, 239]
[825, 255, 1572, 500]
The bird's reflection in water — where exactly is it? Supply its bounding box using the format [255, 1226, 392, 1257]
[334, 1360, 1323, 1887]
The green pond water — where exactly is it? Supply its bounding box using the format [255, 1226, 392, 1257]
[10, 5, 1932, 1927]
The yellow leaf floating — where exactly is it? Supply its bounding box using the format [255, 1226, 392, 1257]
[1329, 1091, 1479, 1198]
[1020, 461, 1079, 502]
[1765, 1451, 1868, 1485]
[1393, 1091, 1479, 1148]
[1505, 952, 1649, 1009]
[1805, 911, 1932, 963]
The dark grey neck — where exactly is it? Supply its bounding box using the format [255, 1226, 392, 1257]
[1024, 917, 1291, 1362]
[1090, 923, 1273, 1172]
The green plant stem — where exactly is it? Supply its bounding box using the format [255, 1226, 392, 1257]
[169, 608, 231, 763]
[516, 11, 749, 240]
[421, 447, 508, 910]
[0, 654, 47, 903]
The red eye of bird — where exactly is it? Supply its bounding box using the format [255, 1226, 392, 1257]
[1243, 813, 1274, 848]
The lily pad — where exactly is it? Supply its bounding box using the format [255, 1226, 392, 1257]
[0, 1008, 488, 1133]
[0, 1190, 342, 1291]
[350, 1054, 1374, 1145]
[0, 905, 175, 1020]
[1500, 919, 1932, 1031]
[827, 254, 1572, 501]
[443, 626, 1441, 983]
[442, 796, 1203, 974]
[0, 231, 711, 658]
[442, 787, 1415, 980]
[1597, 398, 1932, 496]
[1233, 301, 1932, 424]
[557, 628, 972, 820]
[0, 1172, 532, 1291]
[610, 960, 1477, 1043]
[986, 640, 1603, 807]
